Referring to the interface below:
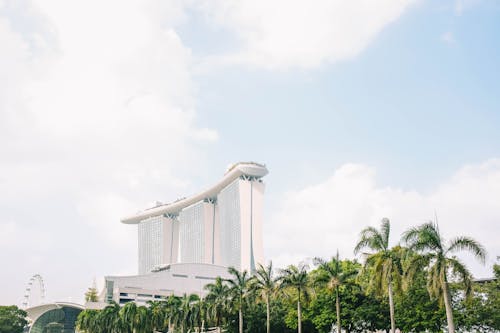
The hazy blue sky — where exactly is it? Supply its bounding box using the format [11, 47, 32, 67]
[1, 0, 499, 305]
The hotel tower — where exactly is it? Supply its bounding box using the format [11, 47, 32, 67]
[102, 162, 268, 304]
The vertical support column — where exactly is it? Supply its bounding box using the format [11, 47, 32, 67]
[163, 214, 179, 264]
[203, 199, 218, 264]
[213, 203, 220, 265]
[251, 180, 265, 269]
[171, 219, 179, 264]
[218, 179, 241, 269]
[238, 177, 265, 272]
[238, 178, 252, 272]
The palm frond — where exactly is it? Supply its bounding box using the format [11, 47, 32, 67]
[312, 257, 327, 267]
[447, 257, 473, 299]
[403, 222, 443, 253]
[354, 226, 385, 254]
[401, 226, 420, 245]
[419, 222, 443, 251]
[404, 253, 431, 287]
[446, 236, 487, 263]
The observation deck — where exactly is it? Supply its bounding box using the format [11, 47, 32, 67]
[121, 162, 268, 224]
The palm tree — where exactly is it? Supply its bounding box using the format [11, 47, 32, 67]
[190, 298, 208, 332]
[279, 264, 311, 333]
[402, 221, 486, 333]
[252, 262, 278, 333]
[354, 218, 402, 333]
[225, 267, 252, 333]
[204, 276, 230, 329]
[133, 305, 152, 333]
[147, 300, 166, 332]
[314, 251, 357, 333]
[164, 295, 181, 332]
[177, 293, 199, 333]
[120, 302, 138, 333]
[76, 309, 100, 333]
[97, 302, 122, 333]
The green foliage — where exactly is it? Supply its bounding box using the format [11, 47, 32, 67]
[339, 287, 389, 333]
[312, 253, 359, 333]
[223, 298, 294, 333]
[354, 218, 402, 333]
[454, 265, 500, 332]
[225, 267, 252, 333]
[395, 272, 445, 332]
[306, 288, 335, 332]
[403, 222, 487, 333]
[204, 276, 230, 328]
[308, 261, 388, 333]
[252, 262, 279, 333]
[85, 286, 99, 302]
[0, 306, 28, 333]
[75, 225, 495, 333]
[279, 264, 312, 333]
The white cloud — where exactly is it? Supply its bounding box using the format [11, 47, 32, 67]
[196, 0, 418, 69]
[0, 0, 215, 305]
[266, 159, 500, 278]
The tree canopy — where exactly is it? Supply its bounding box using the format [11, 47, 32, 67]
[0, 306, 28, 333]
[74, 221, 495, 333]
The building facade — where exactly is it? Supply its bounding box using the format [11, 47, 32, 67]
[102, 162, 268, 304]
[122, 162, 267, 274]
[103, 263, 231, 305]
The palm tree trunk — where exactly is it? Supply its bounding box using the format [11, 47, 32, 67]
[388, 278, 396, 333]
[336, 287, 341, 333]
[266, 297, 271, 333]
[239, 307, 243, 333]
[442, 281, 456, 333]
[297, 299, 302, 333]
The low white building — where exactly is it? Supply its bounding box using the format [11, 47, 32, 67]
[103, 263, 231, 305]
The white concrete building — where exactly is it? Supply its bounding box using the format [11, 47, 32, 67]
[103, 162, 268, 304]
[104, 263, 231, 305]
[122, 161, 267, 274]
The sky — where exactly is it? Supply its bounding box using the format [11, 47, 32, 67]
[1, 0, 499, 306]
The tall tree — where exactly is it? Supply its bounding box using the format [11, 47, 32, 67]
[354, 218, 402, 333]
[147, 300, 166, 332]
[205, 276, 230, 329]
[190, 298, 208, 332]
[84, 280, 99, 302]
[177, 294, 199, 333]
[0, 306, 28, 333]
[97, 302, 121, 333]
[313, 251, 357, 333]
[252, 262, 278, 333]
[133, 305, 152, 333]
[76, 309, 100, 333]
[402, 221, 486, 333]
[119, 302, 137, 333]
[279, 264, 311, 333]
[164, 295, 181, 332]
[226, 267, 252, 333]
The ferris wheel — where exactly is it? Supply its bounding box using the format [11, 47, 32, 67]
[22, 274, 46, 309]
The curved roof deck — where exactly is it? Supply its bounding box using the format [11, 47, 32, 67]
[26, 302, 84, 322]
[121, 162, 268, 224]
